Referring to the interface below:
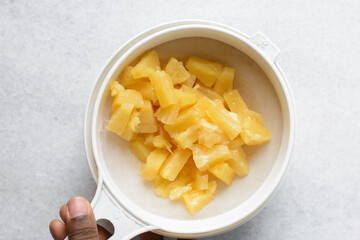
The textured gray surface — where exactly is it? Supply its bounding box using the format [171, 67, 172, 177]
[1, 0, 359, 239]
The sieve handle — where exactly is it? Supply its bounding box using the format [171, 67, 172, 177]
[91, 175, 157, 240]
[249, 32, 280, 62]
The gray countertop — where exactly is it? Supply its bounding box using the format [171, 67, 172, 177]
[1, 1, 359, 239]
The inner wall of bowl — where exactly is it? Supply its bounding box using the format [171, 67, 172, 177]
[98, 36, 283, 220]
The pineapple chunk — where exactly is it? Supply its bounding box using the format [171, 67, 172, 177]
[228, 139, 249, 177]
[183, 73, 196, 87]
[160, 148, 192, 181]
[181, 85, 204, 100]
[164, 107, 200, 136]
[110, 81, 125, 96]
[244, 109, 264, 125]
[213, 67, 235, 96]
[224, 89, 248, 114]
[138, 100, 158, 133]
[149, 70, 177, 108]
[132, 50, 161, 79]
[129, 137, 154, 162]
[144, 134, 155, 146]
[186, 56, 223, 87]
[197, 118, 230, 148]
[112, 89, 144, 110]
[179, 91, 197, 110]
[224, 89, 265, 125]
[192, 144, 233, 171]
[193, 96, 211, 117]
[106, 103, 134, 136]
[208, 162, 236, 186]
[127, 80, 157, 102]
[119, 66, 146, 87]
[154, 182, 170, 199]
[193, 172, 208, 190]
[168, 181, 192, 200]
[154, 103, 180, 124]
[196, 84, 225, 103]
[178, 159, 197, 184]
[205, 101, 241, 140]
[139, 149, 169, 181]
[173, 125, 199, 149]
[165, 57, 190, 84]
[153, 135, 172, 152]
[119, 110, 140, 141]
[181, 190, 214, 215]
[240, 116, 271, 145]
[208, 180, 217, 194]
[120, 125, 136, 141]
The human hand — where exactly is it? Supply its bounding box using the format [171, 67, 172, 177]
[49, 196, 195, 240]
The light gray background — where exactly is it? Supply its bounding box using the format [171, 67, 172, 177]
[1, 1, 359, 239]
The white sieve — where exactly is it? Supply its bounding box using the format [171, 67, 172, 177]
[84, 20, 296, 239]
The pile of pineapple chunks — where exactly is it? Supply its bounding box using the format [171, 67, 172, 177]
[106, 50, 271, 215]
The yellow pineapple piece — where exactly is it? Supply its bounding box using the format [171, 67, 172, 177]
[168, 181, 192, 200]
[183, 73, 196, 87]
[154, 103, 180, 124]
[178, 159, 197, 184]
[112, 89, 144, 113]
[129, 136, 154, 162]
[196, 83, 225, 103]
[240, 116, 271, 145]
[197, 118, 230, 148]
[224, 89, 265, 126]
[154, 182, 170, 199]
[119, 66, 146, 87]
[106, 103, 134, 136]
[179, 91, 197, 110]
[119, 110, 140, 141]
[186, 56, 223, 87]
[244, 109, 264, 125]
[192, 144, 233, 171]
[138, 100, 158, 133]
[165, 57, 190, 84]
[110, 81, 125, 96]
[144, 133, 155, 146]
[205, 101, 241, 140]
[164, 107, 200, 136]
[224, 89, 248, 114]
[149, 70, 177, 108]
[153, 135, 172, 152]
[181, 85, 204, 99]
[131, 50, 161, 79]
[139, 149, 169, 181]
[208, 180, 217, 194]
[173, 124, 199, 149]
[127, 80, 157, 102]
[213, 67, 235, 96]
[193, 172, 208, 190]
[228, 139, 249, 177]
[160, 148, 192, 181]
[208, 162, 236, 186]
[181, 189, 214, 215]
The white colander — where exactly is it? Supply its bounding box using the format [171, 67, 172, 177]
[84, 20, 296, 239]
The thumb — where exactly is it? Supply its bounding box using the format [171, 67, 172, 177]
[65, 197, 99, 240]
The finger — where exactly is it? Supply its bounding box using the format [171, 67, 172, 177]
[64, 196, 99, 240]
[97, 225, 112, 240]
[49, 219, 67, 240]
[140, 231, 164, 240]
[59, 204, 66, 222]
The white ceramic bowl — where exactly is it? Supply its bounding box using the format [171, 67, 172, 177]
[84, 20, 295, 239]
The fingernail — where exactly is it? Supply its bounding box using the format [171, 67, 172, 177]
[67, 197, 89, 218]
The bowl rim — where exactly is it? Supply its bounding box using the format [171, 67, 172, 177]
[85, 20, 296, 237]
